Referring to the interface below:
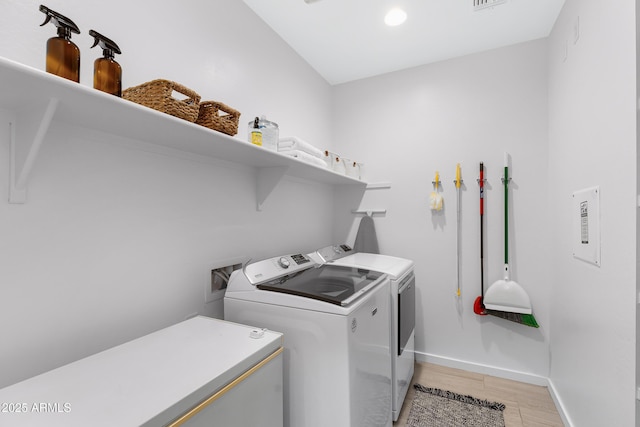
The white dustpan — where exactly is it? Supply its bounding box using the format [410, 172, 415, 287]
[483, 265, 532, 314]
[483, 153, 533, 315]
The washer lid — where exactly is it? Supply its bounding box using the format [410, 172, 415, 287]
[329, 253, 414, 280]
[257, 264, 385, 306]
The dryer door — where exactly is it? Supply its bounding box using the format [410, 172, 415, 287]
[398, 272, 415, 356]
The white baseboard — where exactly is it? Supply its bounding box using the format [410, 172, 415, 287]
[546, 378, 574, 427]
[415, 351, 548, 385]
[415, 351, 573, 426]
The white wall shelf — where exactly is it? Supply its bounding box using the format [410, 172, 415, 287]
[0, 56, 366, 208]
[366, 182, 392, 190]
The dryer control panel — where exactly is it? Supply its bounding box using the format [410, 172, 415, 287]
[245, 253, 314, 285]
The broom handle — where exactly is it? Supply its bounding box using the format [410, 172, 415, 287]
[479, 162, 484, 295]
[504, 163, 509, 266]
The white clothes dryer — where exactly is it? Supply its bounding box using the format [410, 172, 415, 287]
[314, 245, 415, 422]
[224, 252, 392, 427]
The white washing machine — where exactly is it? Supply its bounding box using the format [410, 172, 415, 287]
[313, 245, 415, 422]
[224, 252, 392, 427]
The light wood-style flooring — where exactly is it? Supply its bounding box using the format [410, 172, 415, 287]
[394, 361, 565, 426]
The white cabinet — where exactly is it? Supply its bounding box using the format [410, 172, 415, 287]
[0, 56, 366, 208]
[170, 349, 283, 427]
[0, 317, 284, 427]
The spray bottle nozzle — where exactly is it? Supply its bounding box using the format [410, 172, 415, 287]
[89, 29, 121, 58]
[39, 5, 80, 36]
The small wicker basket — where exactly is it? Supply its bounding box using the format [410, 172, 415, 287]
[195, 101, 241, 136]
[123, 79, 201, 123]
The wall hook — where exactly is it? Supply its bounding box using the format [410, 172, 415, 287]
[454, 163, 463, 187]
[432, 171, 441, 188]
[351, 209, 387, 216]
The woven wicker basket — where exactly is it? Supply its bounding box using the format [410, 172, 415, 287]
[195, 101, 240, 136]
[123, 79, 201, 122]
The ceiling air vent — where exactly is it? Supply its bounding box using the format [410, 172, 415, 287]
[473, 0, 507, 11]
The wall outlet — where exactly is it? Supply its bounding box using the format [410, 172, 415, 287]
[206, 256, 246, 303]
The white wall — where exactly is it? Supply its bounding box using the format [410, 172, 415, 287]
[0, 0, 339, 388]
[332, 40, 551, 379]
[547, 0, 637, 426]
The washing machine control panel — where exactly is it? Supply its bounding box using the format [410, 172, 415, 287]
[277, 257, 290, 269]
[245, 253, 314, 285]
[315, 244, 353, 263]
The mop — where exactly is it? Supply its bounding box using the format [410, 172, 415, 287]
[473, 162, 487, 315]
[483, 153, 539, 328]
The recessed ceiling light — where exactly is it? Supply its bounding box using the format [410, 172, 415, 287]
[385, 8, 407, 26]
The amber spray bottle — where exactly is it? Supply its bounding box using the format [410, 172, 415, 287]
[39, 5, 81, 83]
[89, 30, 122, 96]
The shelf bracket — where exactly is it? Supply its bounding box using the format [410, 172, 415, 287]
[9, 97, 59, 203]
[256, 166, 289, 211]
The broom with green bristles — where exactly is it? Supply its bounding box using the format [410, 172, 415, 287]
[482, 154, 539, 328]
